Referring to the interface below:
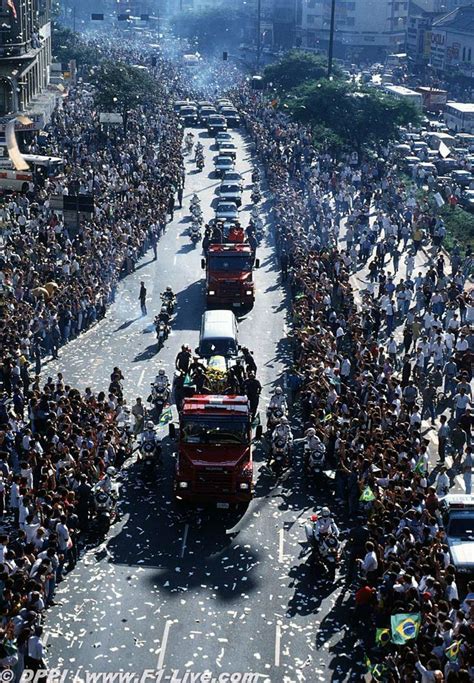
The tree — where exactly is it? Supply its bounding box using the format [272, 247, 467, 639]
[51, 22, 102, 68]
[263, 51, 339, 91]
[287, 81, 421, 154]
[90, 61, 159, 130]
[170, 7, 243, 54]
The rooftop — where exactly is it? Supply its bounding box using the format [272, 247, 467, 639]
[446, 101, 474, 113]
[432, 4, 474, 32]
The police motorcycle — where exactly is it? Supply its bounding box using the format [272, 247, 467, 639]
[139, 420, 162, 482]
[190, 222, 202, 245]
[185, 132, 194, 154]
[251, 168, 260, 184]
[251, 183, 262, 204]
[304, 507, 341, 576]
[160, 286, 176, 314]
[148, 370, 170, 418]
[93, 467, 119, 536]
[268, 418, 292, 476]
[302, 428, 327, 477]
[154, 307, 171, 349]
[266, 387, 288, 434]
[190, 194, 202, 221]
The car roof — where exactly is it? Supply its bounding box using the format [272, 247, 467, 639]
[442, 494, 474, 508]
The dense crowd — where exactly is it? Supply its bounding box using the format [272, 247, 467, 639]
[0, 41, 190, 675]
[236, 86, 474, 680]
[0, 45, 184, 383]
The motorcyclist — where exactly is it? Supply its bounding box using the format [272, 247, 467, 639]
[312, 507, 340, 542]
[95, 466, 117, 496]
[272, 415, 293, 446]
[185, 131, 194, 152]
[157, 305, 171, 326]
[268, 387, 287, 414]
[295, 427, 326, 455]
[153, 369, 170, 393]
[139, 421, 160, 460]
[194, 141, 204, 160]
[162, 286, 175, 306]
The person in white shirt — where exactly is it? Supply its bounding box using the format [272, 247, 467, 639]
[435, 467, 450, 497]
[26, 626, 45, 672]
[358, 541, 378, 578]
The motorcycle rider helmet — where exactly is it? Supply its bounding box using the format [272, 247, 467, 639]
[311, 514, 318, 522]
[321, 507, 330, 518]
[166, 286, 172, 293]
[307, 427, 316, 437]
[280, 416, 289, 425]
[106, 466, 116, 477]
[275, 387, 283, 395]
[146, 421, 154, 430]
[158, 369, 165, 376]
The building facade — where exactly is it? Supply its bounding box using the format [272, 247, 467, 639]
[430, 4, 474, 77]
[0, 0, 52, 124]
[301, 0, 409, 60]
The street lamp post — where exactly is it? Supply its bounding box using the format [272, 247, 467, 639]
[256, 0, 261, 72]
[327, 0, 336, 78]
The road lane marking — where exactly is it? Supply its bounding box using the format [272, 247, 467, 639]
[274, 622, 282, 666]
[137, 368, 146, 387]
[180, 523, 189, 559]
[278, 528, 285, 563]
[156, 619, 173, 670]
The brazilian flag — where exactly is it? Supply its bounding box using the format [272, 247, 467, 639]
[360, 486, 376, 502]
[375, 628, 390, 647]
[159, 406, 173, 426]
[445, 640, 462, 662]
[390, 613, 421, 645]
[414, 455, 425, 474]
[364, 656, 386, 681]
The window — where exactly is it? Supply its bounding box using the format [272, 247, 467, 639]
[346, 2, 355, 10]
[346, 17, 355, 26]
[469, 48, 472, 63]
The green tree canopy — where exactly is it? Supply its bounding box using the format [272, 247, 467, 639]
[90, 61, 159, 128]
[263, 51, 339, 91]
[287, 80, 421, 153]
[51, 22, 102, 67]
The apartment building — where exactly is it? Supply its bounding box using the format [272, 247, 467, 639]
[301, 0, 409, 60]
[0, 0, 53, 129]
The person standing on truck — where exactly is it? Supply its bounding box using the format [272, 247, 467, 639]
[241, 347, 257, 374]
[244, 372, 262, 420]
[175, 345, 192, 374]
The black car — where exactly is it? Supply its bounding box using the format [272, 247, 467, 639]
[180, 106, 198, 126]
[221, 107, 241, 128]
[208, 115, 227, 136]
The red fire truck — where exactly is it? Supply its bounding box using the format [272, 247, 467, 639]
[201, 243, 259, 309]
[170, 395, 261, 507]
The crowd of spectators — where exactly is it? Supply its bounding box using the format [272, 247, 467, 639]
[0, 44, 184, 383]
[0, 41, 187, 675]
[236, 86, 473, 680]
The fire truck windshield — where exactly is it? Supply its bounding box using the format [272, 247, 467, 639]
[182, 418, 248, 445]
[208, 255, 253, 272]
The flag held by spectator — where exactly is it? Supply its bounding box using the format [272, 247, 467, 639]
[445, 639, 462, 662]
[360, 486, 375, 502]
[390, 613, 421, 644]
[375, 628, 390, 646]
[159, 406, 173, 426]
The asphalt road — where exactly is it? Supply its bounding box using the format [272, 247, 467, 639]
[43, 131, 359, 683]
